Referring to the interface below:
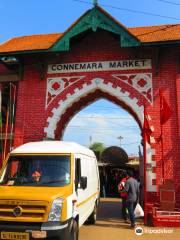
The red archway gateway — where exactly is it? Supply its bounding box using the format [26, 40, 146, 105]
[44, 77, 156, 195]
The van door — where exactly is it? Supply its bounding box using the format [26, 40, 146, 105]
[75, 157, 90, 226]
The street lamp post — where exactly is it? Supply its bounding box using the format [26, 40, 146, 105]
[89, 135, 93, 146]
[117, 136, 123, 147]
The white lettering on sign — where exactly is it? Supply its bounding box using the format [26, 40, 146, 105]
[48, 59, 151, 73]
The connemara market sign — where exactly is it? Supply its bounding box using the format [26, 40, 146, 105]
[48, 59, 151, 73]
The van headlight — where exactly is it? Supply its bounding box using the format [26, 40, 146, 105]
[48, 198, 63, 221]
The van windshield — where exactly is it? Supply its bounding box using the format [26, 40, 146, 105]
[0, 155, 71, 187]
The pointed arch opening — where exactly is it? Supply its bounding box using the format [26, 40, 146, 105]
[44, 77, 156, 193]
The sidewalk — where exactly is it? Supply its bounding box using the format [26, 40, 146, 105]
[79, 198, 180, 240]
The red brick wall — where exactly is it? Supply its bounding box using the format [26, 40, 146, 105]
[13, 30, 180, 206]
[14, 65, 47, 146]
[175, 74, 180, 207]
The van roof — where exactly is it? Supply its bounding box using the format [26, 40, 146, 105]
[11, 141, 95, 156]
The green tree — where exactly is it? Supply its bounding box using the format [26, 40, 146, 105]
[89, 142, 105, 161]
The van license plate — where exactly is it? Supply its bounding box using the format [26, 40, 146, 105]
[1, 232, 29, 240]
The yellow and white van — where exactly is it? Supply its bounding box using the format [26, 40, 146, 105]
[0, 141, 100, 240]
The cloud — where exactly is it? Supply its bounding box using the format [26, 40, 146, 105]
[63, 106, 142, 155]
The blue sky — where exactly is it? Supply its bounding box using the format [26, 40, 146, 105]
[1, 0, 179, 155]
[0, 0, 180, 43]
[63, 100, 142, 155]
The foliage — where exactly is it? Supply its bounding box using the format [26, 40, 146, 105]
[89, 142, 105, 158]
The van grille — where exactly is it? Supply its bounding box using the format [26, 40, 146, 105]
[0, 200, 48, 222]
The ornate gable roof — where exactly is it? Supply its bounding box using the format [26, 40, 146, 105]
[0, 6, 179, 55]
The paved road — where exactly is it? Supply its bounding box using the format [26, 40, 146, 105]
[79, 198, 180, 240]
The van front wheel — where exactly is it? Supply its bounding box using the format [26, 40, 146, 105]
[87, 205, 97, 224]
[70, 220, 79, 240]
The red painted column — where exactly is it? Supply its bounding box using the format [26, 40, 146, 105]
[175, 74, 180, 207]
[176, 74, 180, 156]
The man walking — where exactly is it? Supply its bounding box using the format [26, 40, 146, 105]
[124, 170, 139, 228]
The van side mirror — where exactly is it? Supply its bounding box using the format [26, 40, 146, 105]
[80, 176, 87, 190]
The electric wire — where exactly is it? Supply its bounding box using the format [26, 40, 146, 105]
[134, 24, 178, 37]
[75, 116, 134, 119]
[156, 0, 180, 6]
[67, 125, 139, 129]
[73, 0, 180, 21]
[53, 115, 138, 120]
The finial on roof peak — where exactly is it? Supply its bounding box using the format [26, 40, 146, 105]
[93, 0, 98, 6]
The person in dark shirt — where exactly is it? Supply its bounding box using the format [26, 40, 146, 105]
[124, 170, 139, 228]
